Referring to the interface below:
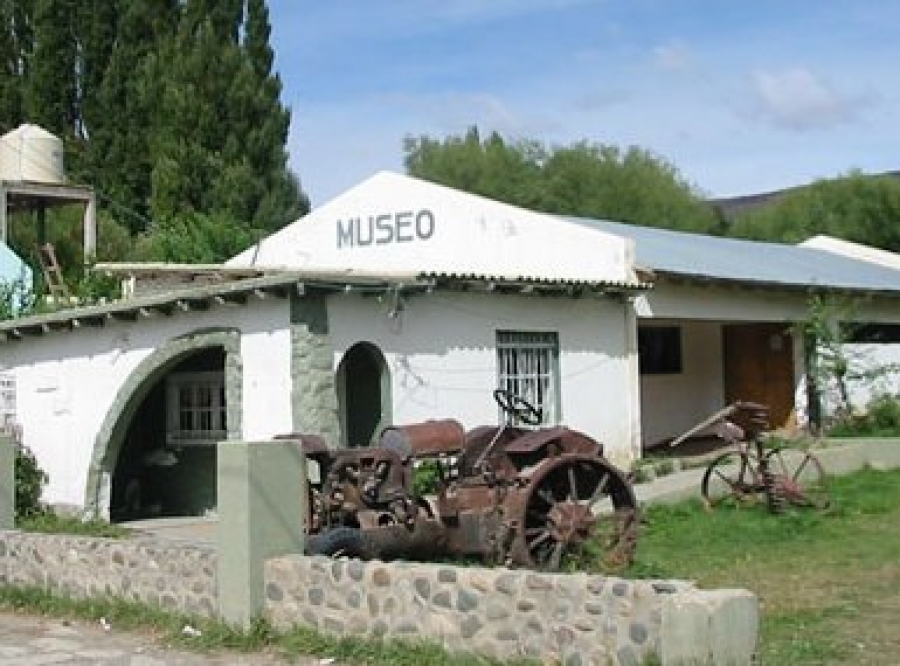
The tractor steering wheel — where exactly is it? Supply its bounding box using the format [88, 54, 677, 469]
[493, 389, 543, 426]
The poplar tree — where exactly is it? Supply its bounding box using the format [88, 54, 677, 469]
[148, 0, 306, 236]
[88, 0, 179, 231]
[0, 0, 32, 132]
[2, 0, 306, 258]
[26, 0, 79, 138]
[239, 0, 307, 230]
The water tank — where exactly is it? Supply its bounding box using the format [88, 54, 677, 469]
[0, 123, 65, 183]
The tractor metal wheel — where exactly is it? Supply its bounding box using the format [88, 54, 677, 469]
[509, 455, 638, 572]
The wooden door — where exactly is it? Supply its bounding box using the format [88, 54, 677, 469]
[723, 324, 796, 429]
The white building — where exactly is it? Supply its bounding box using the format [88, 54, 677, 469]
[2, 171, 900, 520]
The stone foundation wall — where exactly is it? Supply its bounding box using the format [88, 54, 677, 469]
[264, 555, 758, 665]
[0, 530, 758, 665]
[0, 530, 218, 617]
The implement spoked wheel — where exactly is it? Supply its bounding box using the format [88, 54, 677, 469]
[766, 446, 830, 510]
[508, 455, 638, 572]
[700, 450, 761, 509]
[701, 446, 830, 511]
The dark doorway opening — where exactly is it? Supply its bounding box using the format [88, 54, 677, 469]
[338, 342, 389, 448]
[110, 347, 225, 522]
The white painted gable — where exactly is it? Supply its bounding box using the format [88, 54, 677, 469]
[228, 172, 636, 283]
[801, 235, 900, 271]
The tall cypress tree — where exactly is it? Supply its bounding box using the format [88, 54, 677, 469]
[148, 11, 242, 219]
[148, 0, 306, 234]
[0, 0, 33, 132]
[77, 0, 119, 136]
[26, 0, 79, 138]
[10, 0, 306, 246]
[88, 0, 179, 232]
[238, 0, 307, 230]
[182, 0, 242, 42]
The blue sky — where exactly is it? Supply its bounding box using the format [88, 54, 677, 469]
[267, 1, 900, 207]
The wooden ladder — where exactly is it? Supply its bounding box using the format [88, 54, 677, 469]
[38, 243, 70, 300]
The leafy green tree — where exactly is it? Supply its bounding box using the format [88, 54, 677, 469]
[541, 142, 717, 232]
[405, 127, 718, 232]
[730, 171, 900, 252]
[405, 128, 544, 208]
[132, 211, 259, 263]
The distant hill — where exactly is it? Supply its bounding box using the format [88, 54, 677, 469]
[709, 170, 900, 220]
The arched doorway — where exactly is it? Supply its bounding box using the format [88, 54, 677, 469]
[337, 342, 391, 448]
[110, 347, 226, 522]
[85, 329, 241, 520]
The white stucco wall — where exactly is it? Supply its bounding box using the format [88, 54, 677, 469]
[840, 344, 900, 412]
[636, 283, 812, 322]
[3, 298, 291, 508]
[638, 321, 726, 447]
[327, 290, 641, 466]
[239, 316, 293, 441]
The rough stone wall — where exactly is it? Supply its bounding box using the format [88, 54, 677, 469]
[265, 555, 696, 665]
[0, 530, 757, 665]
[290, 293, 340, 445]
[0, 531, 217, 617]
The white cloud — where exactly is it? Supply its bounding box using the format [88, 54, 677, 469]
[653, 41, 694, 72]
[751, 67, 869, 131]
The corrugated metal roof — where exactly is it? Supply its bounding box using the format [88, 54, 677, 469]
[562, 216, 900, 294]
[0, 268, 649, 342]
[420, 271, 650, 292]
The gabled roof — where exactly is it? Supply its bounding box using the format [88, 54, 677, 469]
[563, 217, 900, 296]
[227, 171, 640, 286]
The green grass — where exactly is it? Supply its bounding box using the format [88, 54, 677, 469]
[4, 466, 900, 664]
[17, 513, 132, 538]
[626, 465, 900, 665]
[0, 586, 535, 666]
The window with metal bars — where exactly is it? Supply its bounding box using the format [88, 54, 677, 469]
[496, 331, 560, 426]
[166, 372, 227, 446]
[0, 373, 15, 433]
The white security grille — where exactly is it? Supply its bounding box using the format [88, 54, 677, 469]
[167, 372, 227, 444]
[496, 331, 560, 425]
[0, 373, 15, 433]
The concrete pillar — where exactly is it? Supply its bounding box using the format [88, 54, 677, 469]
[660, 588, 759, 665]
[0, 434, 15, 528]
[0, 185, 7, 244]
[216, 439, 308, 628]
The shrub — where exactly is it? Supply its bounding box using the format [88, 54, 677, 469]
[827, 394, 900, 438]
[15, 443, 48, 519]
[412, 459, 444, 496]
[868, 394, 900, 432]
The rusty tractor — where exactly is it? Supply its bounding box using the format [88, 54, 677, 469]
[295, 389, 639, 572]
